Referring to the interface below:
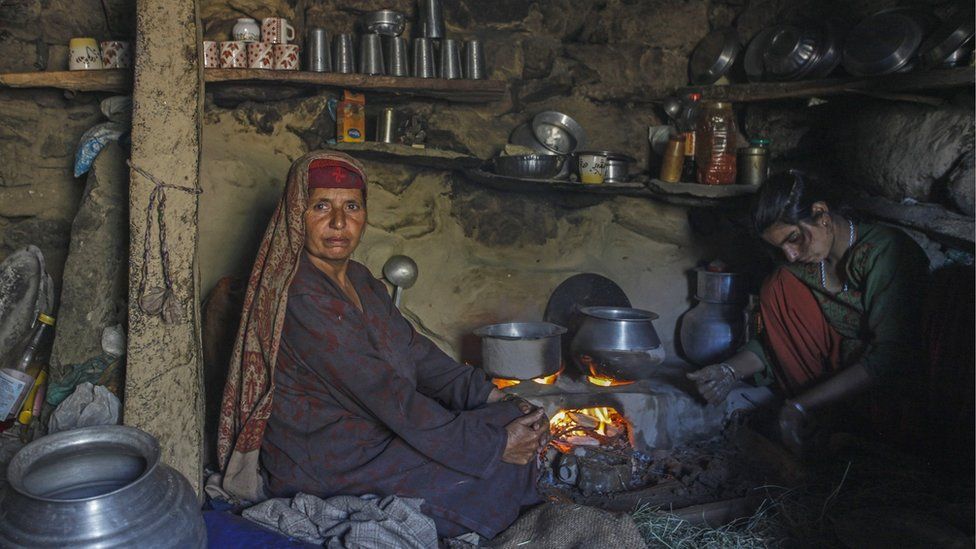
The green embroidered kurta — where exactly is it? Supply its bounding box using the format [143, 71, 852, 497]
[744, 222, 930, 385]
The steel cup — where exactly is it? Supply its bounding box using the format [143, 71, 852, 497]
[419, 0, 444, 38]
[463, 39, 485, 79]
[412, 37, 436, 78]
[385, 36, 409, 77]
[376, 107, 397, 143]
[359, 33, 385, 75]
[334, 33, 355, 73]
[308, 28, 332, 72]
[439, 38, 462, 79]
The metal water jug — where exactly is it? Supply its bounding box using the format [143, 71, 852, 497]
[0, 425, 206, 548]
[679, 268, 747, 366]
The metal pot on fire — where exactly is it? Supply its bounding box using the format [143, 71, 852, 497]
[474, 321, 567, 380]
[0, 425, 206, 548]
[570, 307, 665, 381]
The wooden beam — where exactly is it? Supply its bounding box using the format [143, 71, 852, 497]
[125, 0, 205, 496]
[0, 69, 131, 93]
[667, 67, 975, 103]
[205, 68, 508, 103]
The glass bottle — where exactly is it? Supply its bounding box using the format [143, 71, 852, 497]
[0, 313, 55, 420]
[694, 101, 738, 185]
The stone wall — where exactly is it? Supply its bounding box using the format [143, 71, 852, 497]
[1, 0, 973, 365]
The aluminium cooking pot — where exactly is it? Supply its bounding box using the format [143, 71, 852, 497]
[570, 307, 665, 381]
[474, 321, 567, 380]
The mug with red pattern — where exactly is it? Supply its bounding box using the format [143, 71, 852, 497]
[247, 42, 274, 70]
[203, 40, 220, 68]
[261, 17, 295, 44]
[273, 44, 299, 70]
[100, 40, 132, 68]
[219, 41, 247, 68]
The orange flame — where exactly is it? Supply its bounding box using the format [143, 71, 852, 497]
[532, 371, 560, 385]
[550, 406, 624, 438]
[586, 375, 634, 387]
[491, 378, 520, 390]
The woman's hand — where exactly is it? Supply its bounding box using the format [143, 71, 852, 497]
[778, 400, 811, 456]
[686, 363, 737, 404]
[502, 409, 548, 464]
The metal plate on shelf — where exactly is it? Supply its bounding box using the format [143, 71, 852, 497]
[842, 11, 925, 76]
[689, 28, 742, 84]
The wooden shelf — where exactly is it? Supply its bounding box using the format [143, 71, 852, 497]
[0, 69, 507, 103]
[668, 67, 974, 103]
[0, 69, 131, 93]
[205, 69, 507, 103]
[462, 168, 757, 208]
[329, 142, 481, 170]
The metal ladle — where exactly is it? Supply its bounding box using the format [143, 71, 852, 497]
[382, 255, 418, 308]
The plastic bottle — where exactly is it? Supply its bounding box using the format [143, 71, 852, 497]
[0, 313, 55, 419]
[659, 134, 686, 183]
[694, 101, 738, 185]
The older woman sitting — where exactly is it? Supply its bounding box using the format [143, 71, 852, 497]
[216, 151, 547, 539]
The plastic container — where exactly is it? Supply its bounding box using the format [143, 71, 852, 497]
[694, 101, 738, 185]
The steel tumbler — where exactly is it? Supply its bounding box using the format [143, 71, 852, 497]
[412, 37, 436, 78]
[334, 33, 355, 73]
[359, 33, 385, 75]
[308, 28, 332, 72]
[385, 36, 409, 77]
[463, 39, 485, 79]
[439, 38, 462, 79]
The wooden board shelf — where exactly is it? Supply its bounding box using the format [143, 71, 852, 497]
[0, 69, 131, 93]
[329, 142, 482, 170]
[462, 168, 758, 208]
[205, 69, 507, 103]
[667, 67, 974, 103]
[0, 69, 507, 103]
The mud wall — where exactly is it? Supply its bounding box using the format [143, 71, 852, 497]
[1, 0, 973, 366]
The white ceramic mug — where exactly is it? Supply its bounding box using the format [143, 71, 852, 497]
[247, 41, 274, 69]
[232, 18, 261, 42]
[69, 37, 102, 70]
[219, 41, 247, 68]
[261, 17, 296, 44]
[203, 40, 220, 68]
[578, 152, 608, 184]
[273, 44, 300, 70]
[100, 40, 132, 69]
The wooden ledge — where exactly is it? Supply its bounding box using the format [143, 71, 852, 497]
[0, 69, 131, 93]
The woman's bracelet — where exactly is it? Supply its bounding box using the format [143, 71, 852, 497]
[787, 399, 808, 418]
[718, 362, 737, 380]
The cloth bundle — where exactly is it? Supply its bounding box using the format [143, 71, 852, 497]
[243, 493, 438, 549]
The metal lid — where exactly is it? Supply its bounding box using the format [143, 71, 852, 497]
[689, 28, 742, 85]
[842, 11, 924, 76]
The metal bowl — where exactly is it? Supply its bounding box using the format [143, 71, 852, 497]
[689, 28, 741, 84]
[763, 25, 820, 80]
[843, 11, 924, 76]
[570, 307, 664, 381]
[363, 10, 405, 36]
[531, 111, 587, 155]
[493, 154, 567, 179]
[510, 123, 553, 155]
[744, 27, 777, 82]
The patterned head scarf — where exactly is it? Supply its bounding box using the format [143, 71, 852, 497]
[215, 150, 367, 501]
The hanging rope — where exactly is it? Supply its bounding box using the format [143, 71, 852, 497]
[127, 160, 203, 324]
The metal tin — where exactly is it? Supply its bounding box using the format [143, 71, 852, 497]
[0, 425, 206, 548]
[738, 146, 769, 187]
[376, 107, 397, 144]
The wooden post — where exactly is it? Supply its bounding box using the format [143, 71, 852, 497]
[125, 0, 205, 495]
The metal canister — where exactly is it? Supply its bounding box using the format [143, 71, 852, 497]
[659, 134, 686, 183]
[738, 142, 769, 186]
[376, 107, 397, 143]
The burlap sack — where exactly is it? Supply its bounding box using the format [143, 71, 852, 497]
[488, 503, 647, 548]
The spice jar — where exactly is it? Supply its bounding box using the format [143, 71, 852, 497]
[694, 101, 737, 185]
[659, 134, 686, 183]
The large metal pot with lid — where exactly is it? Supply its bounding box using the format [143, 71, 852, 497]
[570, 307, 666, 381]
[474, 321, 567, 380]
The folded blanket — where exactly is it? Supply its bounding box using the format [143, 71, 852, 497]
[243, 493, 438, 549]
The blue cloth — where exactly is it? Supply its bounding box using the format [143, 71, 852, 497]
[203, 510, 318, 548]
